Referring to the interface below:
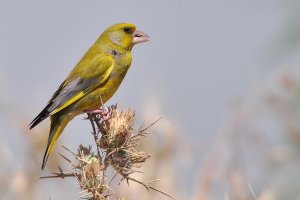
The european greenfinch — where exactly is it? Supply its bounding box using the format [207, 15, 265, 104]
[29, 23, 149, 169]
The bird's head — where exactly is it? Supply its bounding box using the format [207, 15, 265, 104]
[98, 23, 150, 51]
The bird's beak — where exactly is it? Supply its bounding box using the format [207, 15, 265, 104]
[132, 29, 150, 44]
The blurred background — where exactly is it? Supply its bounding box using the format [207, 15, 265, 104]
[1, 0, 300, 199]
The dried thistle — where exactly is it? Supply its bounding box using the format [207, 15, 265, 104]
[73, 145, 107, 200]
[98, 106, 150, 176]
[41, 105, 174, 200]
[99, 105, 135, 149]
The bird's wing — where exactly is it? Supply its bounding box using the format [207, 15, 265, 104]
[29, 55, 114, 129]
[48, 55, 114, 115]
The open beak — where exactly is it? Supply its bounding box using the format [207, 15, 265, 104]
[132, 29, 150, 44]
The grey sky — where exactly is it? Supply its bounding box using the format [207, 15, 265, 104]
[0, 0, 285, 136]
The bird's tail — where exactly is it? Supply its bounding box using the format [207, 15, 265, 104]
[42, 114, 71, 170]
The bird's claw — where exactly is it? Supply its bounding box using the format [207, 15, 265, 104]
[87, 108, 111, 121]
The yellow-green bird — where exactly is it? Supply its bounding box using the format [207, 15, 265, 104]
[29, 23, 149, 169]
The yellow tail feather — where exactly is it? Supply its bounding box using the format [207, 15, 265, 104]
[42, 116, 70, 170]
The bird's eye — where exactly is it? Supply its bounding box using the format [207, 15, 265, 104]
[123, 27, 131, 33]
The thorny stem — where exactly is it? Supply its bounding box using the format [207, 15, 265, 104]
[140, 117, 162, 132]
[119, 173, 176, 200]
[87, 113, 102, 161]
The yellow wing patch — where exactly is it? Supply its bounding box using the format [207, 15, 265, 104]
[49, 91, 84, 115]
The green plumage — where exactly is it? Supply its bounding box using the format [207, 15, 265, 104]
[29, 23, 149, 169]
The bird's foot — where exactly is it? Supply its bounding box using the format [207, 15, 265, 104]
[86, 108, 111, 121]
